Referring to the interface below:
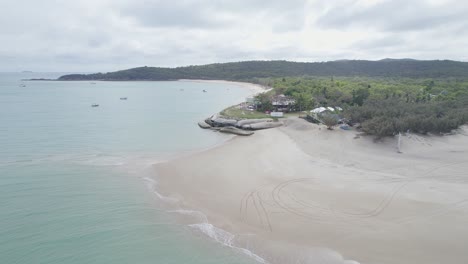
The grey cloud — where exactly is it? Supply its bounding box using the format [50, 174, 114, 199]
[87, 34, 111, 48]
[270, 9, 306, 33]
[122, 1, 229, 29]
[0, 0, 467, 72]
[122, 0, 307, 31]
[223, 0, 308, 32]
[352, 36, 406, 50]
[316, 0, 468, 32]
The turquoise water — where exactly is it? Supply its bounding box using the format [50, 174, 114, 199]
[0, 73, 258, 264]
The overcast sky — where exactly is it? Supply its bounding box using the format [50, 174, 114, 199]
[1, 0, 467, 72]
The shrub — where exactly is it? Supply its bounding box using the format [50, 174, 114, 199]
[321, 113, 339, 130]
[347, 97, 468, 137]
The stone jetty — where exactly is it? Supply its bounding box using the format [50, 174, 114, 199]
[198, 114, 283, 136]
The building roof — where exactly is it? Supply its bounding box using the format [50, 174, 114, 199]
[311, 107, 327, 113]
[272, 94, 295, 106]
[311, 106, 343, 113]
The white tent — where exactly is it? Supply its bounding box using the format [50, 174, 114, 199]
[310, 107, 327, 113]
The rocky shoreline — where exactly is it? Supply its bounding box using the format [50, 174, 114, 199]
[198, 114, 283, 136]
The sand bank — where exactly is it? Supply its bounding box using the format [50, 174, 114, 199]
[177, 79, 270, 95]
[153, 118, 468, 264]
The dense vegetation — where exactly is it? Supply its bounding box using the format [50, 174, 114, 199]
[58, 59, 468, 81]
[260, 77, 468, 137]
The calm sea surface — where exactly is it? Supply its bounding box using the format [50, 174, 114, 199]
[0, 73, 258, 264]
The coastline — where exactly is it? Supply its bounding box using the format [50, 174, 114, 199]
[177, 79, 271, 95]
[152, 113, 468, 264]
[145, 79, 268, 174]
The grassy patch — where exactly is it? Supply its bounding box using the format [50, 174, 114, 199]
[220, 105, 270, 119]
[220, 105, 304, 120]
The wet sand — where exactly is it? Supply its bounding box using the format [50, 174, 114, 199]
[153, 118, 468, 264]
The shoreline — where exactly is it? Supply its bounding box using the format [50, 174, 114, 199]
[149, 79, 268, 167]
[152, 117, 468, 264]
[177, 79, 271, 95]
[148, 79, 273, 262]
[29, 77, 272, 96]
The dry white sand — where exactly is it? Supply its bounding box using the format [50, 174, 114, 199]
[153, 119, 468, 264]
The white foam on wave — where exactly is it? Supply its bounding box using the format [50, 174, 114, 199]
[75, 152, 158, 168]
[148, 165, 268, 263]
[142, 176, 179, 203]
[77, 154, 126, 166]
[145, 158, 357, 264]
[11, 151, 164, 170]
[0, 159, 34, 167]
[167, 209, 362, 264]
[2, 153, 129, 167]
[189, 223, 268, 264]
[167, 209, 267, 264]
[0, 153, 78, 167]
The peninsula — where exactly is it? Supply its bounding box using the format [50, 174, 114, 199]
[147, 60, 468, 264]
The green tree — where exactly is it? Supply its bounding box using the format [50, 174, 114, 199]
[292, 92, 313, 111]
[255, 93, 273, 112]
[352, 87, 370, 106]
[321, 113, 339, 130]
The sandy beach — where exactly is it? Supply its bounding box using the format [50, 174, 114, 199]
[178, 79, 270, 95]
[153, 116, 468, 264]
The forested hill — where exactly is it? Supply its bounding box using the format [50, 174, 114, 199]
[57, 59, 468, 81]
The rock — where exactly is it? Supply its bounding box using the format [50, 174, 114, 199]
[211, 117, 238, 127]
[243, 121, 283, 130]
[219, 126, 254, 136]
[205, 118, 215, 127]
[236, 118, 273, 127]
[198, 121, 212, 129]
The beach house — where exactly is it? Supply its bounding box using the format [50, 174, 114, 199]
[271, 94, 296, 112]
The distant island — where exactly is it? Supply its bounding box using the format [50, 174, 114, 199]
[57, 59, 468, 81]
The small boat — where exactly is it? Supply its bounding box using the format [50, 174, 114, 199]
[91, 104, 99, 107]
[120, 97, 128, 100]
[203, 89, 207, 92]
[19, 84, 26, 87]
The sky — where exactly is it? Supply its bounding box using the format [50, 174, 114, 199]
[0, 0, 467, 72]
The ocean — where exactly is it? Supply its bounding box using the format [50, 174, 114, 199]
[0, 73, 259, 264]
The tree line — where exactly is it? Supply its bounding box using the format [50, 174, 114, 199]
[256, 76, 468, 137]
[58, 59, 468, 81]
